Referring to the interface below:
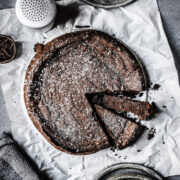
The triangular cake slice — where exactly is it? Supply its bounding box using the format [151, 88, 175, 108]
[92, 94, 153, 120]
[94, 105, 143, 149]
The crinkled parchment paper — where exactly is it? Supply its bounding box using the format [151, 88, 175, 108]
[0, 0, 180, 179]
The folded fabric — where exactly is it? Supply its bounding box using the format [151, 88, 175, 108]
[0, 132, 40, 180]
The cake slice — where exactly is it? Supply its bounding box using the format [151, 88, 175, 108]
[94, 105, 143, 149]
[92, 94, 153, 120]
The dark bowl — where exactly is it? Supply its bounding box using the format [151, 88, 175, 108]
[0, 34, 16, 64]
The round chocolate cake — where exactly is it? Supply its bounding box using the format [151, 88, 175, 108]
[24, 30, 146, 154]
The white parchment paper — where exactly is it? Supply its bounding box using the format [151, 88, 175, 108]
[0, 0, 180, 179]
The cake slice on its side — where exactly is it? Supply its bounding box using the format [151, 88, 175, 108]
[94, 105, 143, 149]
[92, 94, 153, 120]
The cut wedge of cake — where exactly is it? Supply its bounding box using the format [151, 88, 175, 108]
[95, 105, 143, 149]
[92, 94, 153, 120]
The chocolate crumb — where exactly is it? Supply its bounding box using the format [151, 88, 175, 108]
[124, 156, 127, 160]
[34, 43, 44, 53]
[119, 156, 121, 158]
[115, 153, 118, 156]
[138, 92, 143, 97]
[162, 105, 166, 108]
[148, 128, 156, 140]
[137, 150, 141, 152]
[162, 137, 165, 144]
[152, 84, 160, 90]
[110, 147, 115, 152]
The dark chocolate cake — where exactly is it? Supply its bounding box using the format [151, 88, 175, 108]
[24, 30, 146, 154]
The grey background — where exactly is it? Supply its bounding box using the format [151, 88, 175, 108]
[157, 0, 180, 83]
[0, 0, 180, 179]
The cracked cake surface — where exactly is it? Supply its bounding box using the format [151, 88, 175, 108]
[24, 30, 146, 154]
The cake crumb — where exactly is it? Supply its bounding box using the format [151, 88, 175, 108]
[152, 84, 160, 90]
[148, 128, 156, 140]
[138, 92, 143, 97]
[110, 147, 115, 152]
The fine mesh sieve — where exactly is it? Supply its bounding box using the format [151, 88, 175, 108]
[15, 0, 56, 31]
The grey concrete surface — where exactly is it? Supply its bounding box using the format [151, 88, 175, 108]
[157, 0, 180, 83]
